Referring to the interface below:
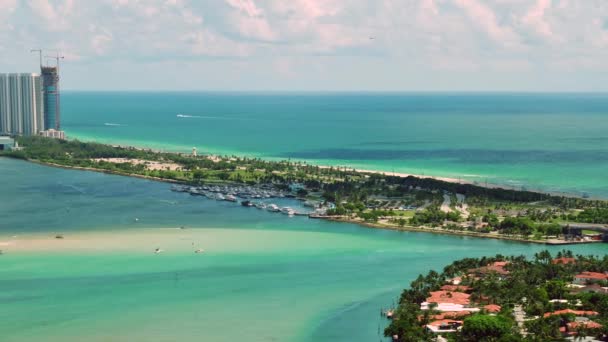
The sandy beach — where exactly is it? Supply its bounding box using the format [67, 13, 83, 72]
[92, 158, 183, 171]
[0, 227, 359, 255]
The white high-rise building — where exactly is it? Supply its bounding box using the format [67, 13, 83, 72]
[0, 74, 9, 134]
[0, 73, 44, 136]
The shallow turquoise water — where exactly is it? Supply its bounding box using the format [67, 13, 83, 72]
[62, 92, 608, 197]
[2, 158, 607, 341]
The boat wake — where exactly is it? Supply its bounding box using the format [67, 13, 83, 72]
[104, 123, 125, 127]
[176, 114, 231, 120]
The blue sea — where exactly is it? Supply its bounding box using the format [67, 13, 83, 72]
[62, 92, 608, 198]
[2, 158, 607, 342]
[3, 92, 608, 341]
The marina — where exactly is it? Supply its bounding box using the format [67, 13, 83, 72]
[170, 184, 316, 216]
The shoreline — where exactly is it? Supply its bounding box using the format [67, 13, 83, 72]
[2, 138, 604, 245]
[59, 134, 593, 199]
[322, 216, 598, 245]
[323, 166, 586, 200]
[0, 157, 591, 246]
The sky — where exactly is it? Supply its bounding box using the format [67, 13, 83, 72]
[1, 0, 608, 91]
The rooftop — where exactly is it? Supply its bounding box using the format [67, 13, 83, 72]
[543, 309, 599, 318]
[575, 272, 608, 280]
[484, 304, 502, 313]
[552, 257, 577, 265]
[426, 320, 463, 333]
[426, 291, 471, 305]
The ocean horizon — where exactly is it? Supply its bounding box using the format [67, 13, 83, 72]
[61, 91, 608, 198]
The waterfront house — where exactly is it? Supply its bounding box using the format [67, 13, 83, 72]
[543, 309, 599, 318]
[421, 291, 480, 313]
[569, 283, 608, 295]
[562, 321, 603, 337]
[573, 272, 608, 285]
[552, 257, 577, 265]
[468, 261, 510, 279]
[426, 319, 463, 334]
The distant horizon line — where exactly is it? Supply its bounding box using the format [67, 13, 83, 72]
[61, 90, 608, 94]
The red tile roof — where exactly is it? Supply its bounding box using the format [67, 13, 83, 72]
[543, 309, 599, 318]
[575, 272, 608, 280]
[469, 261, 510, 276]
[484, 304, 501, 313]
[567, 321, 603, 330]
[552, 257, 576, 265]
[426, 291, 471, 305]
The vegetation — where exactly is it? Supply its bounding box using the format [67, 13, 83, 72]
[570, 208, 608, 224]
[385, 251, 608, 341]
[3, 136, 608, 243]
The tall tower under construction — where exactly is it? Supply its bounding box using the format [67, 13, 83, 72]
[41, 65, 60, 130]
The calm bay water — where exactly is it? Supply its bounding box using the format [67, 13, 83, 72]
[1, 158, 607, 341]
[4, 92, 608, 341]
[62, 92, 608, 197]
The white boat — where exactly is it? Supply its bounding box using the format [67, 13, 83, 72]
[255, 203, 267, 210]
[225, 195, 237, 202]
[267, 204, 280, 212]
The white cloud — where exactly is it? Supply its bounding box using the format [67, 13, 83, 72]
[521, 0, 555, 40]
[454, 0, 521, 47]
[27, 0, 75, 31]
[1, 0, 608, 90]
[225, 0, 276, 41]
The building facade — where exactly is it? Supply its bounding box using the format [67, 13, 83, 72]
[0, 73, 44, 136]
[39, 128, 65, 139]
[0, 136, 15, 151]
[0, 74, 9, 134]
[41, 66, 60, 130]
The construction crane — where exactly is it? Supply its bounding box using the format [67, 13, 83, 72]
[30, 49, 43, 67]
[44, 52, 65, 70]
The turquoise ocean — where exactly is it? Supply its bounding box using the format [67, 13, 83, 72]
[3, 92, 608, 341]
[2, 158, 607, 342]
[63, 92, 608, 197]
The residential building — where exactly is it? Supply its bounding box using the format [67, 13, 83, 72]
[552, 257, 577, 265]
[0, 136, 14, 150]
[0, 73, 44, 136]
[421, 291, 480, 313]
[0, 74, 8, 134]
[41, 66, 60, 130]
[573, 272, 608, 285]
[426, 319, 463, 334]
[39, 129, 65, 139]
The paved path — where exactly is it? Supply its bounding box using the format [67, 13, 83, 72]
[513, 305, 528, 336]
[456, 193, 470, 218]
[440, 194, 452, 213]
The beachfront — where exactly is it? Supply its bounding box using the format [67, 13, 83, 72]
[4, 136, 608, 247]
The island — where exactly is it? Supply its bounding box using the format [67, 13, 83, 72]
[3, 135, 608, 245]
[384, 250, 608, 341]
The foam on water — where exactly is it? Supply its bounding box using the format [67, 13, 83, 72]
[62, 92, 608, 198]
